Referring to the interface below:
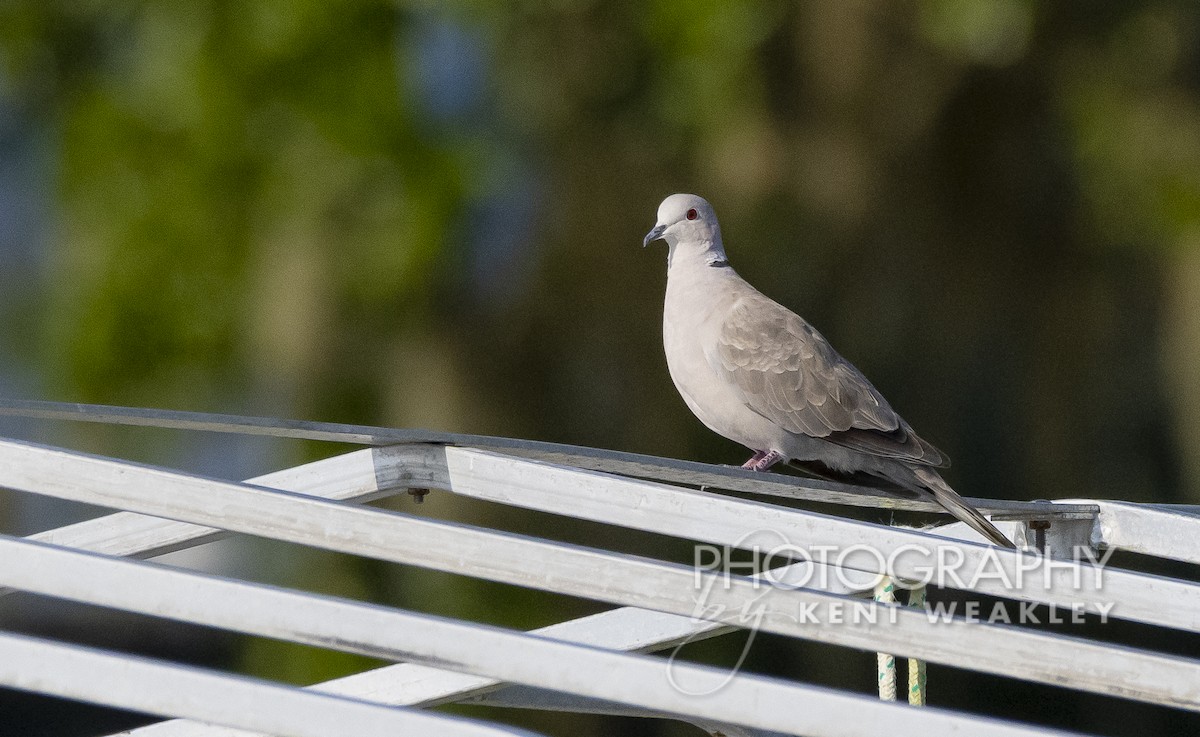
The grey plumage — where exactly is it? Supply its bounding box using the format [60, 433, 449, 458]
[645, 193, 1014, 548]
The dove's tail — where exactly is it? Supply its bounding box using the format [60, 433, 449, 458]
[910, 466, 1016, 549]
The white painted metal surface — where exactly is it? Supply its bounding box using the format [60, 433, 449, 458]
[0, 440, 1169, 626]
[3, 438, 1197, 636]
[0, 401, 1196, 737]
[433, 446, 1200, 631]
[10, 446, 429, 571]
[0, 534, 1089, 737]
[0, 631, 539, 737]
[3, 435, 1200, 709]
[1059, 499, 1200, 564]
[0, 399, 1095, 518]
[113, 563, 822, 737]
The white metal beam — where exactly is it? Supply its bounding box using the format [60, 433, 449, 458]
[1061, 500, 1200, 564]
[430, 446, 1200, 633]
[8, 441, 830, 737]
[0, 631, 539, 737]
[16, 446, 437, 565]
[461, 688, 789, 737]
[111, 567, 806, 736]
[15, 442, 1185, 637]
[0, 398, 1096, 519]
[0, 534, 1081, 737]
[1, 438, 1198, 709]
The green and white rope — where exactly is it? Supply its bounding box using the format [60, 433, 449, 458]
[874, 577, 928, 705]
[907, 584, 928, 706]
[873, 577, 897, 701]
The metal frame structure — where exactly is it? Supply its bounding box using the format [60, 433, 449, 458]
[0, 400, 1198, 736]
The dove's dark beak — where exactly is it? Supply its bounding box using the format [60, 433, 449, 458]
[643, 224, 666, 248]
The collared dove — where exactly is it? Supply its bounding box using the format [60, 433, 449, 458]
[644, 193, 1014, 548]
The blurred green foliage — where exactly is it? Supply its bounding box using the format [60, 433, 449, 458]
[2, 0, 1200, 734]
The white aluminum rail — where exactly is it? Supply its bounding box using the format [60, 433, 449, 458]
[0, 534, 1082, 737]
[2, 439, 1196, 633]
[4, 440, 1190, 633]
[1059, 499, 1200, 564]
[3, 401, 1199, 736]
[113, 608, 742, 737]
[0, 399, 1094, 519]
[1, 442, 772, 736]
[428, 446, 1200, 631]
[1, 437, 1199, 711]
[0, 631, 539, 737]
[12, 445, 418, 565]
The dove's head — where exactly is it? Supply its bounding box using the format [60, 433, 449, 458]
[643, 193, 727, 265]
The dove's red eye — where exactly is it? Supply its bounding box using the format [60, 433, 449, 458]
[686, 208, 698, 220]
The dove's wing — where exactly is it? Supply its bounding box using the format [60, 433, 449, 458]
[710, 290, 946, 467]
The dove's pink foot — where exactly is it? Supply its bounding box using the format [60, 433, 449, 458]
[741, 450, 784, 472]
[740, 450, 768, 469]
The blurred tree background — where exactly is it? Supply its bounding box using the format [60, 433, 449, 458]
[1, 0, 1199, 735]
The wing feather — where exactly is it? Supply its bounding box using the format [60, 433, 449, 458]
[712, 291, 946, 467]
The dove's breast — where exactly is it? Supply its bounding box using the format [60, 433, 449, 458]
[662, 264, 791, 454]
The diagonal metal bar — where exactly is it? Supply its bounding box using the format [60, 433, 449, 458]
[1060, 499, 1200, 564]
[0, 445, 439, 602]
[430, 446, 1200, 632]
[107, 604, 748, 737]
[0, 437, 1198, 709]
[15, 443, 1167, 636]
[0, 630, 540, 737]
[0, 398, 1094, 520]
[110, 579, 814, 737]
[0, 534, 1080, 737]
[8, 441, 802, 737]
